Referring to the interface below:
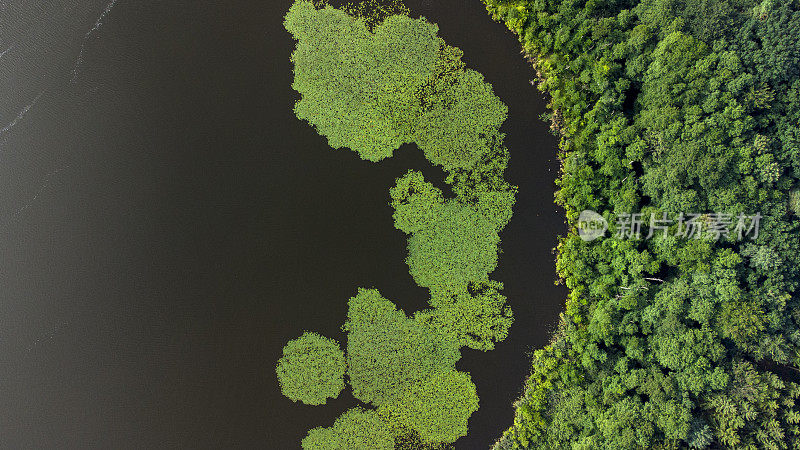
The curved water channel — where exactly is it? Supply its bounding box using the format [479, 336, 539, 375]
[0, 0, 565, 447]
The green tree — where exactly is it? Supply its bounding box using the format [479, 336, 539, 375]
[483, 0, 800, 447]
[276, 332, 346, 406]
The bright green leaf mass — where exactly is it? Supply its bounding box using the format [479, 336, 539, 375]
[380, 370, 479, 444]
[415, 69, 508, 170]
[405, 201, 500, 293]
[415, 280, 513, 351]
[301, 407, 394, 450]
[281, 1, 520, 446]
[276, 332, 345, 406]
[389, 170, 445, 235]
[342, 288, 461, 406]
[284, 0, 507, 169]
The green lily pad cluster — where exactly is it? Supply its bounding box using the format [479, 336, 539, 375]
[278, 1, 519, 447]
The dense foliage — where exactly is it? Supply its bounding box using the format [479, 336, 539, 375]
[302, 407, 395, 450]
[414, 66, 508, 169]
[406, 200, 500, 293]
[343, 288, 461, 406]
[275, 332, 346, 406]
[279, 1, 520, 446]
[415, 280, 514, 351]
[285, 1, 438, 161]
[483, 0, 800, 447]
[284, 0, 507, 169]
[379, 370, 480, 444]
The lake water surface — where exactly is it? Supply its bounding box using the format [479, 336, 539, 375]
[0, 1, 565, 447]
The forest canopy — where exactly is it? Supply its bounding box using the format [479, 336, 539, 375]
[482, 0, 800, 448]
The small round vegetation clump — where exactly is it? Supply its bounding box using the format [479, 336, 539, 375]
[276, 332, 345, 406]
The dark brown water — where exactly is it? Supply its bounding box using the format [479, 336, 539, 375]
[0, 1, 565, 448]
